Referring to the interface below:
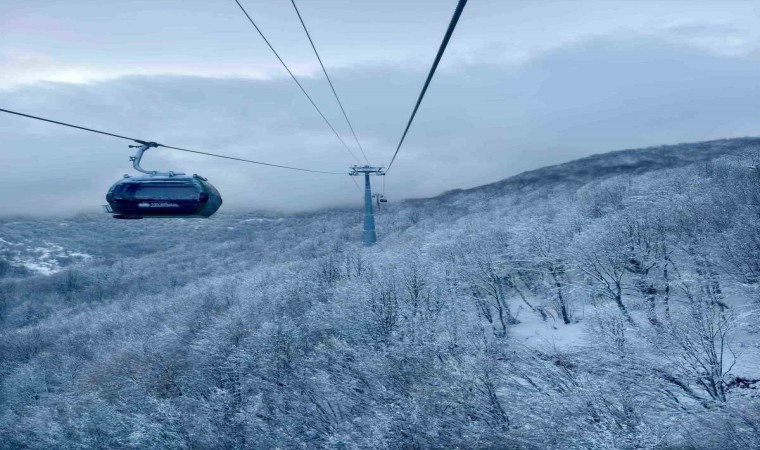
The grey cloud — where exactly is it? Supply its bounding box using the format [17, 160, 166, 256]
[5, 1, 760, 87]
[2, 36, 760, 216]
[661, 22, 743, 37]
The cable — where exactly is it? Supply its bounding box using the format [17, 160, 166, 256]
[350, 175, 362, 192]
[0, 107, 344, 175]
[0, 107, 137, 142]
[289, 0, 369, 165]
[159, 144, 344, 174]
[386, 0, 468, 173]
[232, 0, 361, 165]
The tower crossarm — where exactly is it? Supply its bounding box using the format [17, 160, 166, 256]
[349, 165, 385, 176]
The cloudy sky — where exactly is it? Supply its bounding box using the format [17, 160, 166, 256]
[2, 0, 760, 216]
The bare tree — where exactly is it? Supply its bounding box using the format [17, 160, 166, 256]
[457, 238, 519, 337]
[655, 297, 737, 403]
[572, 220, 637, 325]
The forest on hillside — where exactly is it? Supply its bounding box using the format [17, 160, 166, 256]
[1, 140, 760, 449]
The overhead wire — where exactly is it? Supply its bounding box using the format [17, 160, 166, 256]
[385, 0, 468, 173]
[232, 0, 362, 165]
[289, 0, 369, 165]
[350, 176, 362, 192]
[3, 1, 468, 180]
[0, 107, 139, 142]
[0, 107, 344, 175]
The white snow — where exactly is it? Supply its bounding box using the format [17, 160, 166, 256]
[3, 240, 93, 276]
[511, 307, 586, 351]
[241, 218, 283, 223]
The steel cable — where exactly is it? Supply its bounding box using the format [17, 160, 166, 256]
[386, 0, 468, 173]
[232, 0, 362, 165]
[0, 107, 344, 174]
[289, 0, 370, 165]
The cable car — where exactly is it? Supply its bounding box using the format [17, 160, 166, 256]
[104, 142, 222, 219]
[372, 192, 388, 207]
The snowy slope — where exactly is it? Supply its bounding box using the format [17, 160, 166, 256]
[1, 138, 759, 449]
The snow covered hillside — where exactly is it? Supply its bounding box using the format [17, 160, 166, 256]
[0, 236, 91, 276]
[1, 138, 760, 449]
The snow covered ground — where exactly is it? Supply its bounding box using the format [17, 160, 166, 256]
[0, 238, 92, 275]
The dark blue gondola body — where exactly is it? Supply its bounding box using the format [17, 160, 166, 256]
[105, 174, 222, 219]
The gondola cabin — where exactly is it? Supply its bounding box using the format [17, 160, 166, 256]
[104, 142, 222, 219]
[105, 174, 222, 219]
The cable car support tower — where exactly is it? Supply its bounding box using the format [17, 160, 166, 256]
[349, 165, 385, 246]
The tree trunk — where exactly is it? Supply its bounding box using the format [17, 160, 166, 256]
[550, 269, 571, 324]
[663, 262, 671, 320]
[615, 283, 636, 326]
